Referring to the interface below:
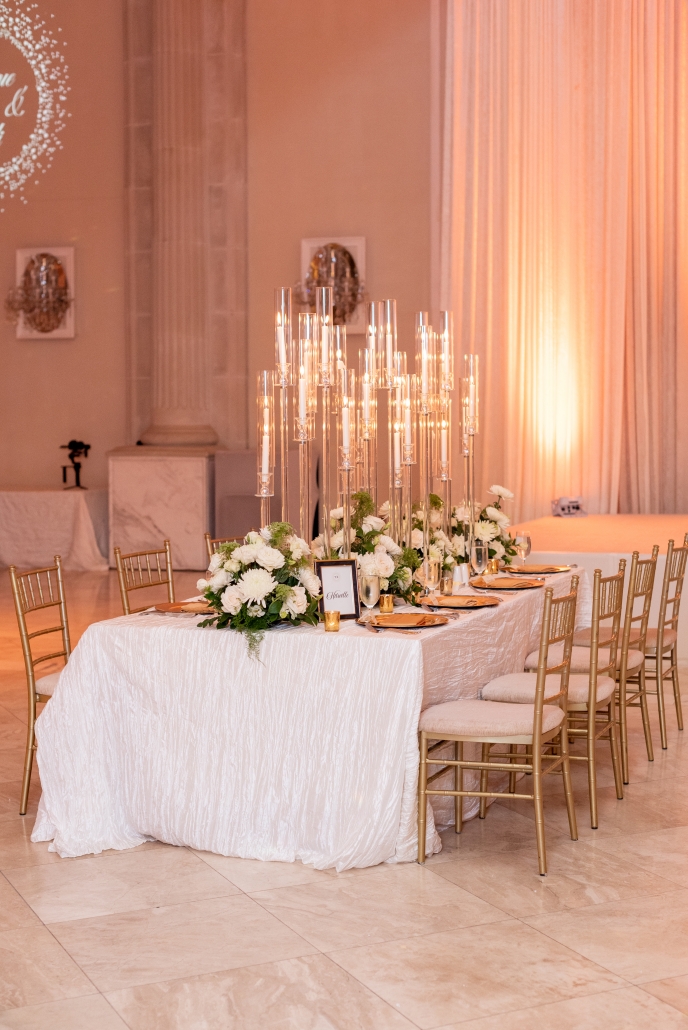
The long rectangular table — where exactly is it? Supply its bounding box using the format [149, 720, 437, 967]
[32, 571, 587, 870]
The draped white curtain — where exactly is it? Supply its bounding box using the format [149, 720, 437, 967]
[442, 0, 688, 522]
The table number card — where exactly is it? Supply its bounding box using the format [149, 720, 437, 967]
[315, 559, 360, 620]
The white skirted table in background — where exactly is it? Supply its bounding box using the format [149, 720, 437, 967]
[33, 571, 586, 870]
[0, 489, 108, 572]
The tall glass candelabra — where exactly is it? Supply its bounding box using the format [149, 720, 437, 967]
[274, 288, 292, 522]
[380, 299, 397, 540]
[294, 313, 317, 543]
[315, 287, 334, 555]
[415, 313, 437, 591]
[256, 371, 275, 528]
[438, 311, 454, 537]
[364, 301, 381, 503]
[338, 367, 356, 559]
[462, 353, 479, 566]
[358, 343, 377, 500]
[391, 350, 407, 545]
[400, 372, 417, 547]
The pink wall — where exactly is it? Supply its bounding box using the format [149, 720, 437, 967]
[0, 1, 126, 489]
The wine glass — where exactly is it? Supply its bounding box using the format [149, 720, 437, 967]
[515, 533, 531, 566]
[359, 574, 381, 609]
[470, 542, 489, 577]
[424, 559, 441, 596]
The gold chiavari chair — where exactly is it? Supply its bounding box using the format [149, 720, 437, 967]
[9, 556, 71, 815]
[113, 540, 175, 615]
[418, 581, 579, 875]
[204, 532, 244, 563]
[483, 564, 625, 828]
[642, 535, 687, 749]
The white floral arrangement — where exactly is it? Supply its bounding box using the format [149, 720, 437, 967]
[197, 522, 320, 656]
[411, 484, 517, 574]
[312, 491, 422, 603]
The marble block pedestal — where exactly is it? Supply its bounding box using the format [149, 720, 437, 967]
[108, 447, 221, 570]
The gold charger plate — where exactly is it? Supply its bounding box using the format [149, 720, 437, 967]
[508, 564, 571, 575]
[424, 594, 500, 609]
[470, 576, 545, 591]
[154, 601, 213, 613]
[367, 612, 449, 629]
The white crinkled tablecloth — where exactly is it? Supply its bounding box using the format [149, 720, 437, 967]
[0, 489, 107, 571]
[33, 570, 588, 870]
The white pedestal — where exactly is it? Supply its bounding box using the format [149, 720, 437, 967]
[108, 447, 219, 570]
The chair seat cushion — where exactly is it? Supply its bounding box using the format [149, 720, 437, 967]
[524, 644, 644, 674]
[573, 626, 676, 654]
[35, 671, 61, 697]
[419, 698, 565, 738]
[481, 671, 615, 705]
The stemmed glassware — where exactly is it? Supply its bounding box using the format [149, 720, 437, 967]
[424, 559, 441, 595]
[359, 575, 381, 609]
[515, 533, 531, 566]
[470, 543, 489, 577]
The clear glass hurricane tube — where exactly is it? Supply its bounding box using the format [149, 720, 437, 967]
[462, 354, 479, 563]
[339, 367, 356, 560]
[295, 313, 317, 543]
[392, 350, 407, 544]
[358, 346, 377, 503]
[316, 287, 334, 554]
[274, 288, 292, 522]
[256, 370, 275, 529]
[436, 393, 452, 537]
[401, 373, 416, 547]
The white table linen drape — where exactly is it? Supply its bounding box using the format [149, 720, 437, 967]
[33, 571, 587, 870]
[0, 490, 108, 571]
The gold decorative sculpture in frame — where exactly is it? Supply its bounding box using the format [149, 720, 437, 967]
[5, 252, 72, 334]
[297, 242, 364, 325]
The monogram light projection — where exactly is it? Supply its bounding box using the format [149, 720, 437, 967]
[0, 1, 69, 210]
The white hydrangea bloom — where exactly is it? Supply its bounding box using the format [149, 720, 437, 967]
[220, 584, 243, 614]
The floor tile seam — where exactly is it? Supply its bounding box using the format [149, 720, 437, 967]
[636, 980, 688, 1018]
[8, 916, 105, 999]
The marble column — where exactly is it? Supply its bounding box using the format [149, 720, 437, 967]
[141, 0, 218, 446]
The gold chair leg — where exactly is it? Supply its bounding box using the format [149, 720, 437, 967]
[671, 647, 683, 731]
[586, 713, 598, 830]
[508, 744, 517, 793]
[638, 666, 655, 761]
[654, 655, 668, 750]
[417, 734, 428, 864]
[456, 741, 464, 833]
[609, 702, 624, 800]
[618, 678, 630, 785]
[20, 721, 36, 816]
[532, 753, 547, 875]
[559, 720, 578, 842]
[479, 743, 489, 819]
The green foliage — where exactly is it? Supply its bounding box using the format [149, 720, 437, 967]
[350, 490, 375, 530]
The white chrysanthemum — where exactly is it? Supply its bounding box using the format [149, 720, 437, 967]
[259, 526, 273, 541]
[485, 505, 510, 528]
[299, 567, 321, 596]
[255, 545, 286, 571]
[378, 500, 390, 517]
[311, 540, 326, 559]
[232, 543, 262, 565]
[474, 520, 499, 542]
[428, 545, 443, 562]
[453, 505, 471, 522]
[374, 551, 395, 578]
[448, 534, 466, 558]
[208, 552, 224, 573]
[237, 567, 276, 604]
[357, 552, 378, 576]
[491, 540, 506, 559]
[376, 534, 401, 556]
[329, 506, 345, 521]
[411, 528, 424, 549]
[220, 584, 243, 614]
[362, 515, 385, 533]
[208, 569, 230, 592]
[489, 484, 514, 500]
[285, 584, 308, 618]
[197, 578, 209, 591]
[288, 535, 311, 561]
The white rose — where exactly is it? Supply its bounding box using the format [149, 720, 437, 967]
[208, 552, 224, 573]
[299, 567, 321, 596]
[288, 535, 311, 561]
[220, 584, 243, 614]
[255, 545, 286, 571]
[374, 552, 395, 578]
[224, 557, 241, 574]
[376, 534, 401, 556]
[208, 569, 230, 592]
[245, 531, 262, 544]
[429, 509, 442, 528]
[285, 584, 308, 617]
[237, 567, 276, 604]
[474, 520, 499, 542]
[489, 484, 514, 500]
[485, 505, 510, 528]
[196, 578, 209, 591]
[232, 543, 261, 565]
[411, 528, 424, 549]
[491, 540, 506, 559]
[362, 515, 385, 533]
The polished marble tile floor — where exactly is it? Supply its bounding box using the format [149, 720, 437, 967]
[1, 570, 688, 1028]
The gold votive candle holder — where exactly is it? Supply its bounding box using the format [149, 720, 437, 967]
[324, 610, 341, 632]
[486, 558, 500, 575]
[379, 594, 394, 614]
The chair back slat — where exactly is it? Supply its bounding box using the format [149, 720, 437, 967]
[657, 535, 688, 645]
[114, 540, 175, 614]
[532, 578, 579, 733]
[620, 547, 659, 675]
[9, 556, 71, 698]
[588, 561, 625, 690]
[204, 532, 244, 562]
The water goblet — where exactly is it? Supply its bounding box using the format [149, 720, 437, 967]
[359, 574, 381, 609]
[471, 543, 489, 577]
[424, 559, 441, 596]
[515, 533, 531, 566]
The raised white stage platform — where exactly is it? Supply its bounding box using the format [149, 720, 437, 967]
[511, 515, 688, 660]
